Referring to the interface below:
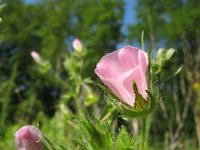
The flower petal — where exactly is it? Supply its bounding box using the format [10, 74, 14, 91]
[100, 68, 138, 106]
[118, 46, 139, 71]
[95, 50, 125, 78]
[123, 67, 148, 101]
[139, 50, 148, 73]
[15, 125, 43, 150]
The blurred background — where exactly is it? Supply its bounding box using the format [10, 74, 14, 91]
[0, 0, 199, 149]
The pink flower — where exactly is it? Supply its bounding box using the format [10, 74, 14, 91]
[31, 51, 41, 64]
[72, 38, 84, 52]
[15, 125, 44, 150]
[95, 46, 148, 107]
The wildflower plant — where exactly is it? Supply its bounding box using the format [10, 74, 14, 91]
[93, 34, 178, 149]
[14, 36, 177, 150]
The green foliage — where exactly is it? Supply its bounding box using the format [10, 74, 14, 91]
[0, 0, 124, 127]
[76, 116, 113, 150]
[112, 127, 139, 150]
[0, 0, 199, 149]
[0, 124, 19, 149]
[0, 0, 125, 149]
[0, 64, 17, 135]
[76, 116, 138, 150]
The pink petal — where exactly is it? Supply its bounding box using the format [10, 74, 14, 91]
[95, 50, 125, 78]
[118, 46, 139, 70]
[72, 38, 84, 52]
[15, 125, 43, 150]
[31, 51, 40, 60]
[99, 77, 124, 102]
[31, 51, 41, 63]
[99, 68, 138, 106]
[139, 50, 148, 73]
[123, 67, 148, 101]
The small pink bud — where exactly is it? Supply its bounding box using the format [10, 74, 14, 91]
[72, 38, 84, 52]
[31, 51, 41, 63]
[15, 125, 44, 150]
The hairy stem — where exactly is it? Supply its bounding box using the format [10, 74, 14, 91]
[141, 117, 147, 150]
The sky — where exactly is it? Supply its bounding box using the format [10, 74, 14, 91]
[122, 0, 137, 34]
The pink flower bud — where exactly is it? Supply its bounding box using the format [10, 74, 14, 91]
[72, 38, 84, 52]
[31, 51, 41, 64]
[95, 46, 148, 107]
[15, 125, 44, 150]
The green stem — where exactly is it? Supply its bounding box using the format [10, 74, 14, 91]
[141, 117, 147, 150]
[100, 112, 112, 124]
[74, 94, 82, 116]
[141, 31, 145, 50]
[75, 79, 84, 116]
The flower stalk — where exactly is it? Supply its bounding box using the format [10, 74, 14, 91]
[141, 116, 147, 150]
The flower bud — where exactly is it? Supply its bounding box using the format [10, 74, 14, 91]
[166, 48, 175, 61]
[157, 48, 165, 59]
[15, 125, 44, 150]
[157, 48, 175, 62]
[155, 48, 176, 74]
[31, 51, 51, 73]
[72, 38, 84, 52]
[31, 51, 42, 64]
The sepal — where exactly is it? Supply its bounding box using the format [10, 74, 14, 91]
[98, 82, 157, 118]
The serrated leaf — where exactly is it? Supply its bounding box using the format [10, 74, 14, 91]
[77, 115, 113, 150]
[113, 127, 139, 150]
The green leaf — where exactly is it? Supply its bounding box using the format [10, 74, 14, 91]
[76, 115, 113, 150]
[113, 127, 139, 150]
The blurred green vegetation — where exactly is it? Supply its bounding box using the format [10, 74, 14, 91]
[0, 0, 199, 149]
